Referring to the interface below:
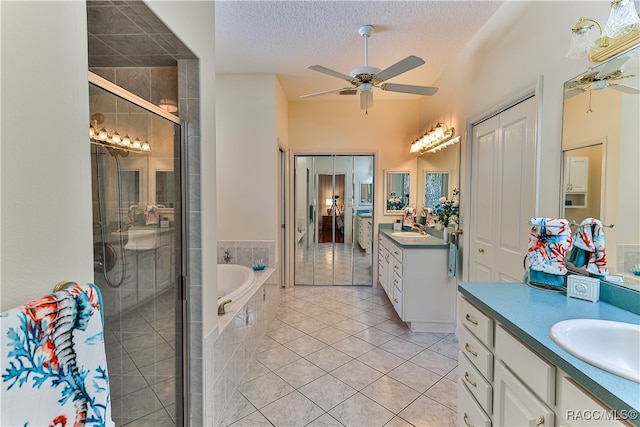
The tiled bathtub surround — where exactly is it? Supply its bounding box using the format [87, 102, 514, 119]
[218, 240, 276, 268]
[206, 269, 280, 426]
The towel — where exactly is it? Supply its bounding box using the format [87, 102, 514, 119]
[1, 284, 114, 427]
[527, 217, 573, 287]
[145, 204, 159, 225]
[570, 217, 609, 276]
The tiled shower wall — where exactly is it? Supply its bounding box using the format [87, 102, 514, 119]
[217, 240, 276, 269]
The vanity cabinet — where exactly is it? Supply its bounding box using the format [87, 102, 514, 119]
[356, 214, 371, 254]
[378, 233, 456, 332]
[457, 294, 629, 427]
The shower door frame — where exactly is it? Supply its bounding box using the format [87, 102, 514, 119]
[88, 72, 189, 425]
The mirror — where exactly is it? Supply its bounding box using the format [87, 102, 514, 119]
[360, 182, 373, 205]
[385, 170, 410, 214]
[561, 45, 640, 290]
[417, 141, 460, 219]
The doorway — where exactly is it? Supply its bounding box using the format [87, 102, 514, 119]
[294, 155, 374, 286]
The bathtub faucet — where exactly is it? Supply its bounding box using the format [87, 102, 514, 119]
[218, 299, 232, 315]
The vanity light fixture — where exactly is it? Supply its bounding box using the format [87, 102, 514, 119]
[409, 122, 460, 155]
[567, 0, 640, 62]
[89, 113, 151, 155]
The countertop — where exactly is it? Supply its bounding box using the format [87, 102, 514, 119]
[379, 227, 449, 249]
[459, 281, 640, 424]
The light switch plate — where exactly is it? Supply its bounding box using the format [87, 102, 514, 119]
[567, 274, 600, 302]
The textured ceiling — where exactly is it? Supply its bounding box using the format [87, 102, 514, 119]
[87, 1, 504, 103]
[215, 1, 504, 101]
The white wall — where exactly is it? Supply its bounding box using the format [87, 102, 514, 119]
[216, 74, 279, 242]
[1, 2, 93, 310]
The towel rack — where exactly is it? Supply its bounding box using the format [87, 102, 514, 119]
[52, 281, 78, 292]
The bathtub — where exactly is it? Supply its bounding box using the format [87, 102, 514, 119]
[217, 264, 256, 303]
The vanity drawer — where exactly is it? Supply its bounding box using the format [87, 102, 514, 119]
[459, 351, 493, 414]
[459, 325, 493, 380]
[458, 378, 492, 427]
[392, 285, 402, 318]
[392, 271, 402, 292]
[495, 325, 555, 405]
[389, 243, 402, 261]
[392, 257, 403, 280]
[458, 296, 494, 347]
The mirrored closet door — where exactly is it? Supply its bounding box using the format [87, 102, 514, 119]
[294, 155, 374, 286]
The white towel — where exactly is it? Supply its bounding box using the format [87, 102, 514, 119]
[1, 284, 114, 427]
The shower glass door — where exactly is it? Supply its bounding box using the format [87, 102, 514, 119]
[294, 155, 374, 286]
[89, 82, 184, 425]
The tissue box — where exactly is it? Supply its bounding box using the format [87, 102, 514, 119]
[567, 274, 600, 302]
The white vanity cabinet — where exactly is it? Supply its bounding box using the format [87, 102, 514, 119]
[457, 294, 630, 427]
[378, 233, 456, 332]
[564, 156, 589, 208]
[356, 214, 371, 254]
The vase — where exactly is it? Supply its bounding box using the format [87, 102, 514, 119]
[443, 227, 450, 243]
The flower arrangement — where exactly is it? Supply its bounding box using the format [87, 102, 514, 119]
[387, 192, 406, 210]
[434, 188, 459, 227]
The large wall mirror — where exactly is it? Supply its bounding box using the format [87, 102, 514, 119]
[561, 45, 640, 290]
[417, 141, 460, 216]
[385, 170, 410, 214]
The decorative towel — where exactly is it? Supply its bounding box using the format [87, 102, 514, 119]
[527, 217, 573, 287]
[570, 217, 609, 277]
[1, 283, 114, 427]
[448, 243, 457, 278]
[145, 204, 158, 226]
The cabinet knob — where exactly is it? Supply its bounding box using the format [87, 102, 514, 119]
[464, 343, 478, 357]
[535, 415, 545, 427]
[464, 372, 477, 388]
[478, 248, 485, 254]
[394, 299, 399, 304]
[394, 250, 399, 255]
[463, 413, 474, 427]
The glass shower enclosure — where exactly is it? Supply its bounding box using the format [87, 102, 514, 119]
[89, 79, 185, 425]
[294, 155, 374, 286]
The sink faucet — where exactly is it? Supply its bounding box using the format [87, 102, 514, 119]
[412, 223, 427, 235]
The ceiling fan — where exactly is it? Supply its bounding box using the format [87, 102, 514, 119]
[300, 25, 438, 110]
[564, 54, 640, 99]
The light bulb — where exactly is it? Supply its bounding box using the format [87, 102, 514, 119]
[98, 128, 108, 141]
[111, 131, 121, 145]
[122, 134, 131, 147]
[434, 124, 444, 139]
[132, 137, 142, 149]
[141, 141, 150, 151]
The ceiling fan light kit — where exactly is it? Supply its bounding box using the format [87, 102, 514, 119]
[300, 25, 438, 111]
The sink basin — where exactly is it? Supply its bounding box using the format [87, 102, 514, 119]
[113, 228, 158, 251]
[549, 319, 640, 383]
[390, 231, 430, 238]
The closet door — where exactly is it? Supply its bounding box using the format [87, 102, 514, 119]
[469, 97, 537, 282]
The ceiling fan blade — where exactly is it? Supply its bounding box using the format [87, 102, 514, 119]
[307, 65, 353, 81]
[608, 83, 640, 94]
[375, 55, 425, 82]
[594, 55, 631, 80]
[299, 86, 355, 99]
[360, 91, 373, 110]
[380, 82, 438, 96]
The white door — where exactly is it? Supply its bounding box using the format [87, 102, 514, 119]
[469, 97, 537, 282]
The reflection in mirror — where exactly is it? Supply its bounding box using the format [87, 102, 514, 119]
[121, 170, 140, 207]
[385, 171, 410, 214]
[156, 170, 175, 208]
[360, 182, 373, 205]
[424, 171, 449, 210]
[562, 45, 640, 290]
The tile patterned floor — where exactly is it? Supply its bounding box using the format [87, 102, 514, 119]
[219, 285, 458, 427]
[296, 243, 372, 286]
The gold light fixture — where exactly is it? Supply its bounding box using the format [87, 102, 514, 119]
[89, 113, 151, 154]
[567, 0, 640, 62]
[409, 122, 460, 155]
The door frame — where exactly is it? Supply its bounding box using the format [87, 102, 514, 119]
[462, 76, 544, 282]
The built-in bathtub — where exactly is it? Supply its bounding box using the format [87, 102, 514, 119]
[217, 264, 255, 303]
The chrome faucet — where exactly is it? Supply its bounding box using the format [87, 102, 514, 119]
[412, 223, 427, 235]
[218, 299, 232, 315]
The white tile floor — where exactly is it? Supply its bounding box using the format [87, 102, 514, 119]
[296, 243, 372, 286]
[219, 285, 458, 427]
